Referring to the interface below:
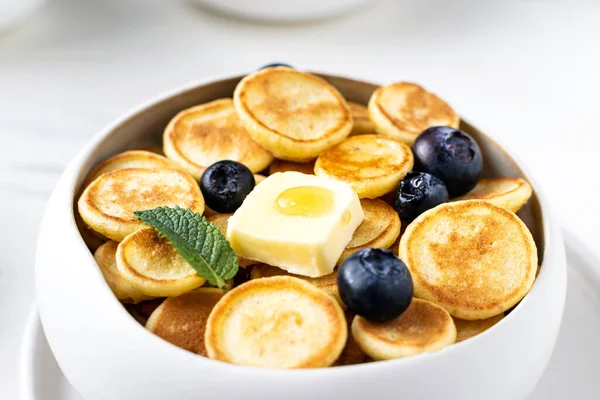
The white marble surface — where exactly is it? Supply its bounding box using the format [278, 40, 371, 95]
[1, 0, 599, 398]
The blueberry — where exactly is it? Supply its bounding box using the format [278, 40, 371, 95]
[259, 63, 293, 69]
[338, 248, 413, 322]
[200, 160, 255, 213]
[394, 172, 449, 221]
[412, 126, 483, 197]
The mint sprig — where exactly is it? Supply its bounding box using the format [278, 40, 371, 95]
[134, 206, 238, 289]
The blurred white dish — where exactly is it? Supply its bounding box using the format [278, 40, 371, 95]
[22, 233, 598, 399]
[0, 0, 46, 32]
[190, 0, 373, 22]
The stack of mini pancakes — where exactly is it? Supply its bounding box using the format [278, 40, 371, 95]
[76, 66, 537, 368]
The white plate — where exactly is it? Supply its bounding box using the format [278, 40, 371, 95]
[20, 232, 600, 400]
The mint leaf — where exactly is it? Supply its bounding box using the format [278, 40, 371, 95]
[134, 206, 238, 289]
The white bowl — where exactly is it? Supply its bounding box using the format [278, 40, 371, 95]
[36, 73, 567, 400]
[190, 0, 373, 22]
[0, 0, 46, 32]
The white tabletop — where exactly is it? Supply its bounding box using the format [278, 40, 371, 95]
[1, 0, 599, 398]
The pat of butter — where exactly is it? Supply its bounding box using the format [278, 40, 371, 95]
[227, 172, 364, 277]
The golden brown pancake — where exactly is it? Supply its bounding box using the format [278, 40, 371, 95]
[399, 200, 538, 320]
[206, 213, 232, 232]
[205, 276, 347, 368]
[368, 82, 459, 144]
[163, 99, 273, 180]
[75, 208, 106, 252]
[116, 228, 206, 297]
[334, 311, 369, 366]
[314, 134, 414, 198]
[352, 298, 456, 360]
[454, 313, 504, 343]
[338, 199, 401, 264]
[207, 214, 258, 269]
[254, 174, 267, 185]
[78, 168, 204, 241]
[94, 241, 152, 303]
[233, 67, 353, 162]
[83, 150, 178, 187]
[146, 288, 224, 356]
[139, 145, 165, 155]
[391, 218, 409, 257]
[348, 102, 375, 135]
[454, 177, 533, 213]
[202, 206, 220, 218]
[268, 159, 315, 175]
[250, 263, 342, 306]
[133, 298, 165, 320]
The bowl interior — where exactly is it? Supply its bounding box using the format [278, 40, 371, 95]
[72, 73, 545, 312]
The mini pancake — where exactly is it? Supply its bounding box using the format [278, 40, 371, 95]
[163, 99, 274, 180]
[338, 199, 401, 264]
[334, 311, 369, 366]
[233, 67, 353, 162]
[84, 150, 178, 187]
[75, 208, 106, 252]
[146, 288, 224, 356]
[368, 82, 459, 144]
[454, 177, 533, 213]
[454, 313, 504, 343]
[254, 174, 267, 185]
[314, 134, 414, 198]
[207, 214, 258, 269]
[348, 102, 375, 135]
[205, 276, 347, 368]
[399, 200, 538, 320]
[94, 241, 152, 303]
[352, 298, 456, 360]
[139, 145, 165, 155]
[391, 219, 409, 257]
[78, 168, 205, 241]
[116, 228, 206, 297]
[203, 206, 220, 219]
[250, 263, 342, 305]
[223, 279, 234, 291]
[268, 159, 315, 175]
